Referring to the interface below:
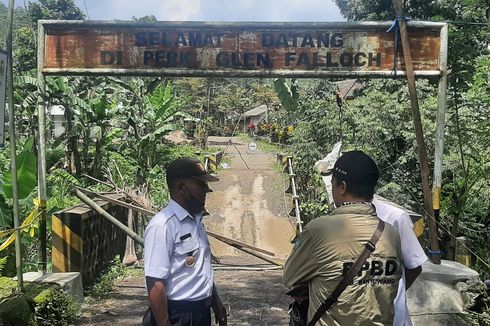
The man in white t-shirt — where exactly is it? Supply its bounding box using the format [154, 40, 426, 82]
[372, 198, 427, 326]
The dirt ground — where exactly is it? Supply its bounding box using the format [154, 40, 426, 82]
[76, 136, 295, 325]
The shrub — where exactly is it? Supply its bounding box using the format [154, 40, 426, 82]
[33, 288, 79, 326]
[86, 256, 127, 299]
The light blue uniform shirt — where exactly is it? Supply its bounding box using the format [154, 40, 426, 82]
[144, 199, 213, 301]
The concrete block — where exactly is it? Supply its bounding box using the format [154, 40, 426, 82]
[19, 272, 84, 302]
[420, 260, 480, 284]
[408, 260, 484, 326]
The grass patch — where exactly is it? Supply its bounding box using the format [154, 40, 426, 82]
[85, 256, 143, 300]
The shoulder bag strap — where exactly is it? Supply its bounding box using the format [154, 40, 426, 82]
[307, 219, 385, 326]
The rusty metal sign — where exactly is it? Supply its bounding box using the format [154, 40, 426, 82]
[40, 21, 447, 78]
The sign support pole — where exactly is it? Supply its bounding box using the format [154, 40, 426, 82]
[432, 23, 448, 261]
[36, 21, 48, 274]
[393, 0, 441, 264]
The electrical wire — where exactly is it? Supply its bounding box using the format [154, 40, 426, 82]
[217, 0, 235, 20]
[82, 0, 90, 20]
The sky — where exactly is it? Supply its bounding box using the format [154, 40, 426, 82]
[3, 0, 345, 22]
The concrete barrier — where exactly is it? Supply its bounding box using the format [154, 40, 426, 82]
[52, 195, 128, 284]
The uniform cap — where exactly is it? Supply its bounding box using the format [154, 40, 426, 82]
[332, 150, 379, 186]
[166, 157, 219, 183]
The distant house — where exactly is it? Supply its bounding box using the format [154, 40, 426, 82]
[240, 104, 268, 132]
[50, 105, 66, 138]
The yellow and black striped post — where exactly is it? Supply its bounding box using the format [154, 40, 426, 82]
[206, 151, 223, 174]
[276, 153, 289, 172]
[51, 212, 83, 273]
[208, 154, 217, 173]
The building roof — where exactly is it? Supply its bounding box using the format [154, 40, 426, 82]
[50, 105, 65, 116]
[243, 104, 268, 117]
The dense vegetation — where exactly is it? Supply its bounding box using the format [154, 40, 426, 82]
[0, 0, 488, 290]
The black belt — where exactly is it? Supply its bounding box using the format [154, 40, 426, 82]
[167, 297, 212, 313]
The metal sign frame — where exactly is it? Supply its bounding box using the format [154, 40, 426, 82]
[38, 20, 447, 79]
[35, 20, 448, 266]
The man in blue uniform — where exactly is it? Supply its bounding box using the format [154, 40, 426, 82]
[144, 157, 227, 326]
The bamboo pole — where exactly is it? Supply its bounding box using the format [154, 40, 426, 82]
[74, 187, 282, 266]
[73, 188, 144, 246]
[206, 230, 275, 257]
[75, 186, 277, 257]
[393, 0, 441, 264]
[6, 0, 23, 290]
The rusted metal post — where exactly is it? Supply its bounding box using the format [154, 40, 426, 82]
[6, 0, 23, 290]
[37, 21, 48, 274]
[393, 0, 441, 264]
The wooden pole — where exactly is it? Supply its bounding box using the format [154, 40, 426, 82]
[393, 0, 441, 264]
[6, 0, 23, 290]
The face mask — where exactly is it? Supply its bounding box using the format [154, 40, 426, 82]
[184, 189, 205, 214]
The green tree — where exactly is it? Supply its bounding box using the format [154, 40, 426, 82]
[13, 27, 37, 73]
[109, 78, 185, 185]
[0, 4, 31, 65]
[333, 0, 490, 90]
[27, 0, 85, 21]
[441, 55, 490, 271]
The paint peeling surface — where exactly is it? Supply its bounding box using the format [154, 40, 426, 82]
[42, 22, 443, 77]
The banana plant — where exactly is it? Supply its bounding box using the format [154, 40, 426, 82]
[274, 78, 300, 112]
[0, 138, 37, 234]
[109, 78, 188, 186]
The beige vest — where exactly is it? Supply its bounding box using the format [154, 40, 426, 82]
[283, 204, 403, 326]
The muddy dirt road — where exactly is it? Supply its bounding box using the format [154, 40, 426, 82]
[77, 136, 295, 325]
[205, 136, 295, 260]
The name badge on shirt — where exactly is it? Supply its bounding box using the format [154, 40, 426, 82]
[179, 233, 197, 267]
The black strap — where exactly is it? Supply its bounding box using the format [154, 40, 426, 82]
[307, 219, 385, 326]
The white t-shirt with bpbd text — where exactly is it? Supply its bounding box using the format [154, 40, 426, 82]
[373, 199, 428, 326]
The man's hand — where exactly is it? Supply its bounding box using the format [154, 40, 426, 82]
[212, 301, 227, 325]
[290, 295, 308, 303]
[211, 284, 227, 325]
[146, 277, 171, 326]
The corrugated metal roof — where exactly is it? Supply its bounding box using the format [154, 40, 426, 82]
[334, 79, 365, 99]
[243, 104, 268, 117]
